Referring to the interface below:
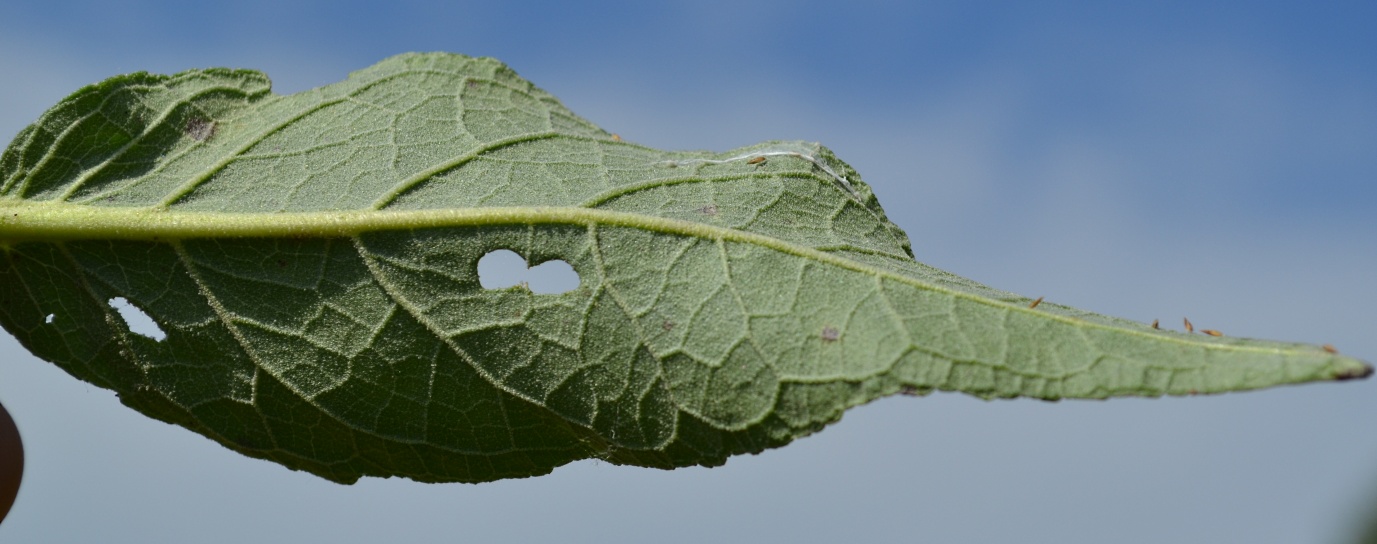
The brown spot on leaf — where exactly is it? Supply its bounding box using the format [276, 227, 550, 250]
[1335, 365, 1374, 381]
[185, 117, 215, 142]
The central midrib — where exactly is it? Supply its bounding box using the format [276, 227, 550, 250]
[0, 199, 1332, 358]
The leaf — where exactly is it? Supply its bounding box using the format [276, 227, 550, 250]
[0, 53, 1368, 484]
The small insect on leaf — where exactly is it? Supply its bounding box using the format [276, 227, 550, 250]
[1202, 329, 1223, 337]
[611, 133, 622, 142]
[1151, 319, 1160, 329]
[820, 326, 840, 342]
[1324, 344, 1339, 354]
[1028, 296, 1044, 309]
[746, 156, 767, 166]
[1184, 318, 1195, 333]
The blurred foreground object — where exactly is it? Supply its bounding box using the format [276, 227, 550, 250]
[0, 399, 21, 524]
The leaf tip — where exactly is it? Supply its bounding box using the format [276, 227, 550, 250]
[1333, 363, 1374, 382]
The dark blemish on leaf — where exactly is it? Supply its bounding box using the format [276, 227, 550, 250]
[898, 385, 920, 397]
[1183, 318, 1194, 333]
[697, 205, 718, 216]
[1335, 365, 1374, 381]
[1028, 296, 1043, 309]
[1151, 319, 1159, 329]
[185, 117, 216, 142]
[1202, 329, 1223, 337]
[662, 320, 675, 332]
[820, 326, 840, 342]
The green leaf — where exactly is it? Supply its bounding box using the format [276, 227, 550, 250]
[0, 53, 1368, 484]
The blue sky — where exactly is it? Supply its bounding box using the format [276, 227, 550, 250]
[2, 2, 1376, 542]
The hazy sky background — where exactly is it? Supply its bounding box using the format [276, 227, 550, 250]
[2, 2, 1376, 543]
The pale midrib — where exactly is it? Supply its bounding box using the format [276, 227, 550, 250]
[0, 199, 1343, 363]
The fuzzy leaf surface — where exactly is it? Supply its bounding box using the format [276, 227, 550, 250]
[0, 53, 1367, 483]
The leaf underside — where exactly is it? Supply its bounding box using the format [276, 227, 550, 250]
[0, 53, 1368, 484]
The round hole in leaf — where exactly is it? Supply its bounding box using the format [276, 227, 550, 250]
[477, 250, 579, 294]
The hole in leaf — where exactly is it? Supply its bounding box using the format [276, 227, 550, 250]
[44, 313, 54, 324]
[478, 250, 527, 290]
[527, 260, 579, 294]
[108, 297, 167, 342]
[477, 250, 580, 295]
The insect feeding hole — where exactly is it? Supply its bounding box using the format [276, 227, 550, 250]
[477, 249, 580, 295]
[108, 297, 167, 342]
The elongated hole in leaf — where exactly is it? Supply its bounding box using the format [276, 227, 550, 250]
[108, 297, 167, 341]
[44, 313, 54, 324]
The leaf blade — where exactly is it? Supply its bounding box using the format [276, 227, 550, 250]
[1, 52, 1368, 484]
